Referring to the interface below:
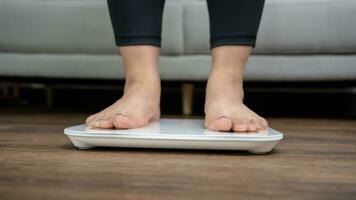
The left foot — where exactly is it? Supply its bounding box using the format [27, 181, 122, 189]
[204, 46, 268, 132]
[204, 69, 268, 132]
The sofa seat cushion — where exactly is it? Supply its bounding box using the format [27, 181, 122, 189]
[1, 53, 356, 81]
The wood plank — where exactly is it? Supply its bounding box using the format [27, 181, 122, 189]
[0, 113, 355, 200]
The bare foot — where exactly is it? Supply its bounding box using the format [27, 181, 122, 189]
[85, 45, 161, 129]
[204, 46, 268, 132]
[85, 79, 160, 129]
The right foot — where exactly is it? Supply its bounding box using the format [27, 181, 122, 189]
[85, 79, 161, 129]
[85, 45, 161, 129]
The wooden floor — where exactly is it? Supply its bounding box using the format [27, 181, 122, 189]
[0, 112, 355, 200]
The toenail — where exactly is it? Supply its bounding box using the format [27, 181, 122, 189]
[218, 116, 228, 119]
[115, 112, 129, 119]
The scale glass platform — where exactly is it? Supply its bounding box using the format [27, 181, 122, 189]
[64, 119, 283, 154]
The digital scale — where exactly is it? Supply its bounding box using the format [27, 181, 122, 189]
[64, 119, 283, 154]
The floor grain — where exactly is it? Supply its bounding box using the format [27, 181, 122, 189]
[0, 113, 355, 200]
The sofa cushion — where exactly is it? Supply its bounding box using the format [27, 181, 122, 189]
[0, 0, 184, 55]
[184, 0, 356, 54]
[1, 53, 356, 81]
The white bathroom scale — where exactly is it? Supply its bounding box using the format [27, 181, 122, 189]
[64, 119, 283, 154]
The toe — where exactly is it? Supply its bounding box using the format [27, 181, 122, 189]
[88, 119, 99, 128]
[97, 119, 114, 129]
[261, 117, 269, 128]
[111, 113, 135, 129]
[86, 112, 106, 126]
[233, 124, 248, 132]
[206, 116, 232, 132]
[232, 119, 249, 132]
[247, 125, 257, 132]
[87, 114, 108, 128]
[247, 119, 257, 132]
[86, 114, 99, 125]
[255, 118, 266, 131]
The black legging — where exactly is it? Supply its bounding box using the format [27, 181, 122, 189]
[107, 0, 265, 49]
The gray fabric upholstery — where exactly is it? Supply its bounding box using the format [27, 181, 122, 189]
[0, 0, 183, 54]
[0, 0, 355, 81]
[184, 0, 356, 54]
[1, 53, 356, 81]
[3, 0, 355, 55]
[0, 0, 115, 54]
[256, 0, 356, 54]
[0, 0, 184, 55]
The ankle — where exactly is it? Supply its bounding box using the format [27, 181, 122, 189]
[210, 66, 244, 82]
[208, 68, 243, 89]
[207, 68, 244, 100]
[126, 75, 160, 86]
[124, 76, 161, 94]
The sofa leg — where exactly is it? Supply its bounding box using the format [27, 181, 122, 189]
[0, 82, 10, 98]
[181, 83, 194, 116]
[0, 82, 20, 99]
[46, 84, 54, 109]
[13, 82, 20, 98]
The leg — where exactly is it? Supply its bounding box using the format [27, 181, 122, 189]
[107, 0, 165, 47]
[205, 0, 267, 132]
[207, 0, 265, 49]
[85, 0, 165, 129]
